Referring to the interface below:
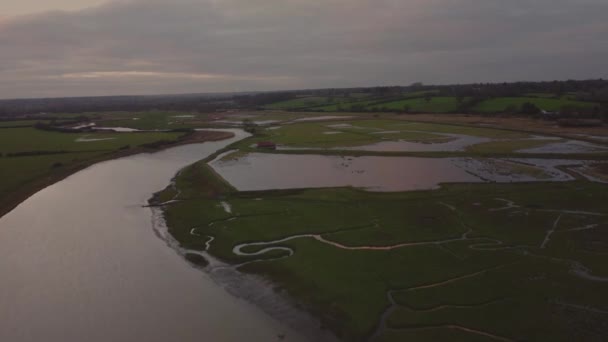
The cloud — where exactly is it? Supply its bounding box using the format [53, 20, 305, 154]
[1, 0, 607, 98]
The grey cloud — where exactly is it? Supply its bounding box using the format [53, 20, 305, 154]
[0, 0, 607, 98]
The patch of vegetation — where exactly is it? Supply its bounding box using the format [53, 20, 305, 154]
[0, 127, 182, 154]
[311, 91, 441, 112]
[161, 171, 608, 341]
[251, 120, 532, 150]
[95, 111, 207, 130]
[369, 97, 464, 113]
[473, 97, 597, 113]
[264, 97, 354, 110]
[184, 253, 209, 267]
[0, 125, 184, 217]
[465, 139, 558, 154]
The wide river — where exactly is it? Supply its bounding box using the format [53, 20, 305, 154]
[0, 129, 308, 342]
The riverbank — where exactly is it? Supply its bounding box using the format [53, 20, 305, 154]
[0, 130, 234, 220]
[0, 129, 311, 342]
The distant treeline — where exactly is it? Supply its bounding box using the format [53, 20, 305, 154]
[1, 79, 607, 116]
[0, 94, 234, 117]
[231, 79, 608, 108]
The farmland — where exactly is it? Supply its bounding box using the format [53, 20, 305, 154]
[262, 91, 599, 114]
[2, 108, 607, 342]
[150, 113, 608, 341]
[472, 97, 596, 113]
[0, 121, 188, 217]
[159, 170, 608, 341]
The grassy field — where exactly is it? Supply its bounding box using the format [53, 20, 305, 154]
[368, 97, 463, 113]
[0, 127, 182, 154]
[263, 93, 598, 114]
[247, 119, 534, 150]
[313, 92, 437, 112]
[0, 124, 184, 217]
[264, 97, 355, 110]
[153, 115, 608, 341]
[159, 166, 608, 341]
[473, 97, 597, 113]
[95, 111, 209, 130]
[0, 120, 47, 128]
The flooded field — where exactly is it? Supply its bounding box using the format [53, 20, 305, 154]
[211, 153, 480, 191]
[258, 119, 608, 154]
[211, 153, 599, 192]
[519, 139, 608, 154]
[341, 133, 489, 152]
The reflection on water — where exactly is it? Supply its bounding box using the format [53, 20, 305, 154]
[211, 153, 597, 192]
[340, 133, 490, 152]
[0, 129, 309, 342]
[211, 153, 482, 191]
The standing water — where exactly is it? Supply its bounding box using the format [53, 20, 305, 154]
[0, 129, 308, 342]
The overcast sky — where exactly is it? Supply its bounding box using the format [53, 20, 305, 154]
[1, 0, 607, 99]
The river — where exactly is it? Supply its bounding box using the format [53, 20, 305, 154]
[0, 129, 308, 342]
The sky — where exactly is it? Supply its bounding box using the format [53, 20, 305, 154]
[1, 0, 607, 99]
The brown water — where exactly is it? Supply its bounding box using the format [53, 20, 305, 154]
[0, 129, 308, 342]
[211, 153, 481, 191]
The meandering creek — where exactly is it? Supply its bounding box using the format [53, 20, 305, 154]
[0, 129, 310, 342]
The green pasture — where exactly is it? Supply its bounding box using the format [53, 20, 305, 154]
[0, 127, 182, 154]
[473, 97, 597, 113]
[160, 170, 608, 341]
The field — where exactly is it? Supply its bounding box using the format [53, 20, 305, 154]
[149, 113, 608, 341]
[263, 93, 598, 114]
[159, 170, 608, 341]
[472, 97, 596, 113]
[241, 119, 606, 158]
[2, 110, 607, 341]
[93, 110, 212, 130]
[264, 97, 356, 110]
[368, 97, 464, 113]
[0, 127, 181, 153]
[0, 123, 185, 217]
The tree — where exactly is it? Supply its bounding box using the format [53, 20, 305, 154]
[242, 119, 258, 134]
[520, 102, 541, 115]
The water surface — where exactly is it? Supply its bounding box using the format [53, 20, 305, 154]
[211, 153, 481, 191]
[0, 129, 308, 342]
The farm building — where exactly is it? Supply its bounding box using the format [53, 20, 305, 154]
[256, 141, 277, 149]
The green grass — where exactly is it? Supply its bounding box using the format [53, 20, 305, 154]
[161, 169, 608, 341]
[252, 120, 531, 150]
[0, 120, 47, 127]
[264, 97, 355, 110]
[0, 152, 99, 198]
[369, 97, 464, 113]
[0, 127, 182, 154]
[473, 97, 597, 113]
[302, 94, 597, 114]
[0, 126, 184, 216]
[95, 111, 207, 130]
[306, 91, 439, 112]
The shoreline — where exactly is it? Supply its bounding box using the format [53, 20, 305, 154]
[150, 207, 338, 342]
[0, 130, 235, 220]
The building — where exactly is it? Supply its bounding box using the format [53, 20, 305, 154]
[256, 141, 277, 149]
